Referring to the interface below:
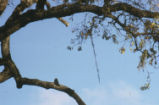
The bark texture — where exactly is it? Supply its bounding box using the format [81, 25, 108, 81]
[0, 0, 159, 105]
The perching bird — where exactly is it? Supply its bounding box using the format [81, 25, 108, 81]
[54, 78, 60, 86]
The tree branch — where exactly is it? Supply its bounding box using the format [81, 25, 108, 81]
[0, 58, 5, 66]
[111, 3, 159, 18]
[0, 34, 86, 105]
[1, 36, 23, 88]
[2, 36, 11, 59]
[22, 77, 86, 105]
[0, 2, 158, 41]
[0, 68, 12, 83]
[0, 3, 102, 41]
[1, 1, 158, 105]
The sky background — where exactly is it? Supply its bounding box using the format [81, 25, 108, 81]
[0, 1, 159, 105]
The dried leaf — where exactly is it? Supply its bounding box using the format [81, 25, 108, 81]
[139, 39, 145, 49]
[140, 83, 150, 91]
[137, 50, 148, 69]
[119, 47, 125, 54]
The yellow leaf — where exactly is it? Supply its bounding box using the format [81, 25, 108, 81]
[120, 47, 125, 54]
[131, 41, 134, 46]
[139, 39, 145, 49]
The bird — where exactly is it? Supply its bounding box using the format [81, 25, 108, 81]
[54, 78, 60, 86]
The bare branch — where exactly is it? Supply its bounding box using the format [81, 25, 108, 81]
[0, 2, 158, 41]
[21, 77, 86, 105]
[0, 4, 103, 41]
[1, 37, 22, 88]
[2, 37, 11, 59]
[0, 2, 159, 41]
[58, 17, 69, 27]
[0, 58, 5, 66]
[1, 2, 159, 104]
[0, 68, 12, 83]
[0, 34, 86, 105]
[111, 3, 159, 18]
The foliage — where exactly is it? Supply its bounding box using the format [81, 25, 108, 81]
[1, 0, 159, 104]
[68, 0, 159, 70]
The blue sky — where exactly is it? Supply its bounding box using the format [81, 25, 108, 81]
[0, 3, 159, 105]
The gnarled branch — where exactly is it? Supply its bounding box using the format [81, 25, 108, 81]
[22, 77, 86, 105]
[0, 2, 159, 41]
[0, 68, 12, 83]
[0, 35, 86, 105]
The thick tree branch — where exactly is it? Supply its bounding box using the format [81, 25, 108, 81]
[0, 34, 86, 105]
[1, 1, 158, 105]
[6, 59, 23, 88]
[2, 37, 11, 59]
[1, 37, 22, 88]
[0, 2, 158, 41]
[0, 3, 102, 41]
[0, 58, 5, 66]
[0, 68, 12, 83]
[21, 77, 86, 105]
